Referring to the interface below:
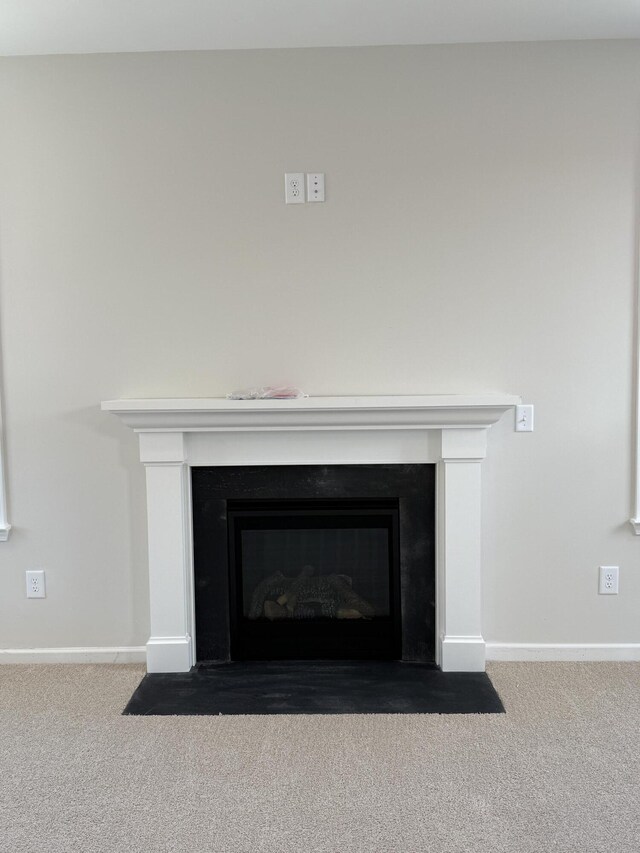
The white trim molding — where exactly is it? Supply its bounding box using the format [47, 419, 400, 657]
[0, 385, 10, 541]
[103, 394, 519, 673]
[487, 643, 640, 662]
[102, 394, 521, 432]
[0, 646, 146, 664]
[146, 635, 192, 673]
[631, 226, 640, 533]
[440, 636, 486, 671]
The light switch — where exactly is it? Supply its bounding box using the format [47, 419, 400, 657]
[515, 404, 534, 432]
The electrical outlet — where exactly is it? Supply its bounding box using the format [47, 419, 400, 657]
[26, 569, 46, 599]
[598, 566, 619, 595]
[284, 173, 305, 204]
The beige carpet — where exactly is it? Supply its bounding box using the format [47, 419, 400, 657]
[1, 662, 639, 852]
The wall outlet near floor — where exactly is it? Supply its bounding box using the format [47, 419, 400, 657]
[598, 566, 619, 595]
[26, 569, 46, 598]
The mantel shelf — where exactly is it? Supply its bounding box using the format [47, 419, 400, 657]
[102, 394, 521, 432]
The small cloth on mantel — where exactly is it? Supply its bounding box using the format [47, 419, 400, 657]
[226, 385, 308, 400]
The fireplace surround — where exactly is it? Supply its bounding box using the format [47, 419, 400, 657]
[192, 464, 434, 663]
[102, 394, 519, 673]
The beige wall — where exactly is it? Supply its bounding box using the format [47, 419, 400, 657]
[1, 41, 639, 650]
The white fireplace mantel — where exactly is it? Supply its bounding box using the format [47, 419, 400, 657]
[102, 394, 519, 673]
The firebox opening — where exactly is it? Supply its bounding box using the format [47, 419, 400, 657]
[227, 499, 401, 660]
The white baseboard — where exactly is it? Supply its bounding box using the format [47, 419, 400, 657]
[146, 635, 192, 673]
[2, 643, 638, 666]
[486, 643, 640, 662]
[440, 635, 485, 672]
[0, 646, 147, 664]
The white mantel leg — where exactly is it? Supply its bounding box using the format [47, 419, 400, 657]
[140, 433, 194, 673]
[437, 429, 487, 672]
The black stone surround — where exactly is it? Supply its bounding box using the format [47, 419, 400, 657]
[192, 464, 435, 664]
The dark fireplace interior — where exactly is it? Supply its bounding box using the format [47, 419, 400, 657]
[192, 465, 435, 664]
[228, 500, 400, 660]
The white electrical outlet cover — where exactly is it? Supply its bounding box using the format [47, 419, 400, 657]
[284, 173, 305, 204]
[26, 569, 46, 598]
[598, 565, 619, 595]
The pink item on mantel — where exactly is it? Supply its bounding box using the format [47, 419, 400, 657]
[226, 386, 308, 400]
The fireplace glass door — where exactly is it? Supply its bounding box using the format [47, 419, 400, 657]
[227, 500, 401, 660]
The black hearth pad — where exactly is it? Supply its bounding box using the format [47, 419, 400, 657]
[122, 661, 505, 715]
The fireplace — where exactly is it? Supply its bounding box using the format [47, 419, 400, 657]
[227, 500, 400, 660]
[102, 394, 519, 673]
[192, 464, 435, 663]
